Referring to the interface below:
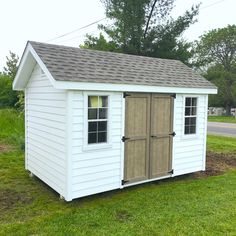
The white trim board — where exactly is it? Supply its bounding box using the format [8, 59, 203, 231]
[54, 81, 217, 94]
[123, 174, 172, 188]
[13, 43, 57, 90]
[65, 91, 73, 201]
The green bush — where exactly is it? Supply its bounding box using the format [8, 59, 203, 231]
[0, 74, 18, 108]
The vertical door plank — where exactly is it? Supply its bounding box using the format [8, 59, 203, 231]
[150, 94, 173, 178]
[124, 93, 150, 183]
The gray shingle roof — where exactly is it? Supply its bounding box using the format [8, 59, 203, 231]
[29, 41, 216, 89]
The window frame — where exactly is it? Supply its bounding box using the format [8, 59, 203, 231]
[83, 92, 112, 151]
[182, 95, 199, 138]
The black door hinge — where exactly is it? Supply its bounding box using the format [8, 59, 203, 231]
[169, 132, 176, 137]
[171, 93, 176, 99]
[122, 180, 129, 185]
[123, 92, 131, 98]
[168, 169, 174, 174]
[122, 136, 130, 142]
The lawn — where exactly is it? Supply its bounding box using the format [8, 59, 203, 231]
[208, 115, 236, 123]
[0, 109, 236, 235]
[207, 135, 236, 153]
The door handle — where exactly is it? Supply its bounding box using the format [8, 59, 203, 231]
[151, 135, 157, 138]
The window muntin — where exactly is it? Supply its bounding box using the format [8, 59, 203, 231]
[88, 96, 108, 144]
[184, 97, 197, 135]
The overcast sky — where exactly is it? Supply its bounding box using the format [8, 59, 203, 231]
[0, 0, 235, 70]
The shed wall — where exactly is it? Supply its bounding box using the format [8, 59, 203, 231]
[25, 64, 67, 197]
[70, 91, 123, 199]
[25, 65, 208, 200]
[172, 94, 208, 176]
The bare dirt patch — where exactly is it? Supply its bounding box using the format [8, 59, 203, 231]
[0, 143, 12, 153]
[0, 189, 33, 213]
[193, 151, 236, 178]
[115, 210, 132, 222]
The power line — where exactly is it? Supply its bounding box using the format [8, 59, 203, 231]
[45, 0, 229, 44]
[57, 30, 98, 44]
[200, 0, 229, 10]
[45, 17, 106, 43]
[57, 24, 113, 44]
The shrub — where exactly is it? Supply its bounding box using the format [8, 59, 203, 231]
[0, 74, 18, 108]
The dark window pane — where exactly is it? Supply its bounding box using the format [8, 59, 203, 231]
[88, 122, 97, 132]
[98, 132, 107, 143]
[98, 121, 107, 132]
[99, 108, 108, 119]
[192, 98, 197, 106]
[190, 117, 196, 126]
[185, 97, 197, 135]
[185, 107, 191, 116]
[192, 107, 197, 115]
[88, 96, 98, 108]
[88, 132, 97, 144]
[99, 96, 108, 107]
[190, 125, 196, 134]
[185, 117, 190, 126]
[88, 108, 98, 120]
[186, 97, 191, 106]
[184, 125, 190, 134]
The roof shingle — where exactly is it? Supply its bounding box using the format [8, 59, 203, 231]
[29, 41, 216, 89]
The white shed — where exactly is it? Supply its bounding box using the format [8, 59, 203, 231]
[13, 41, 217, 201]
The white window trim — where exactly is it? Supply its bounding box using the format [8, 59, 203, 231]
[182, 95, 200, 139]
[83, 91, 113, 151]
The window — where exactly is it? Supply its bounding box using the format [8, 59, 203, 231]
[87, 96, 108, 144]
[184, 97, 197, 135]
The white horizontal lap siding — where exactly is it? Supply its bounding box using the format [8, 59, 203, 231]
[173, 94, 208, 176]
[71, 91, 123, 199]
[25, 64, 67, 196]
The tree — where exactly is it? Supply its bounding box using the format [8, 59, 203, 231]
[0, 51, 19, 109]
[81, 33, 120, 52]
[204, 65, 236, 109]
[3, 51, 19, 79]
[195, 25, 236, 115]
[0, 74, 18, 107]
[81, 0, 199, 64]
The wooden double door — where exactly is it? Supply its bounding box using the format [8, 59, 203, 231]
[123, 93, 174, 184]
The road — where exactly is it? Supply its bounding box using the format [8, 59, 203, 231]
[208, 122, 236, 137]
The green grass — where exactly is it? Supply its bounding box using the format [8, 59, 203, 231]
[208, 115, 236, 123]
[0, 109, 236, 235]
[0, 109, 24, 149]
[207, 135, 236, 153]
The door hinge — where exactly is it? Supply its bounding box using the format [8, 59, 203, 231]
[122, 136, 130, 142]
[171, 93, 176, 99]
[168, 169, 174, 174]
[169, 132, 176, 137]
[122, 180, 129, 185]
[123, 92, 131, 98]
